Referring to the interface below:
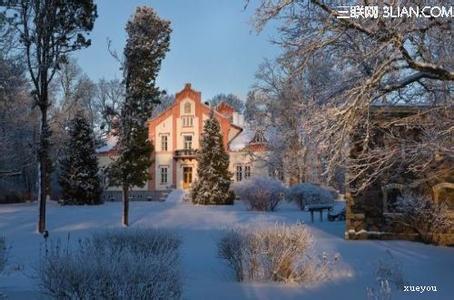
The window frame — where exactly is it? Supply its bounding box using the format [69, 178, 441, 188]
[160, 166, 168, 184]
[184, 102, 191, 114]
[161, 135, 168, 151]
[182, 116, 194, 127]
[244, 165, 251, 179]
[236, 165, 243, 182]
[184, 135, 193, 150]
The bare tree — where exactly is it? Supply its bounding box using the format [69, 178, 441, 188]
[1, 0, 97, 232]
[0, 56, 38, 200]
[249, 0, 453, 192]
[95, 78, 124, 132]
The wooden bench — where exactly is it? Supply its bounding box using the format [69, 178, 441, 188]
[306, 205, 333, 223]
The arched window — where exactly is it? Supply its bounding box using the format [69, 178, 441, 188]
[184, 102, 191, 114]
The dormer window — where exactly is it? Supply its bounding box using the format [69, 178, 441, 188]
[184, 102, 191, 114]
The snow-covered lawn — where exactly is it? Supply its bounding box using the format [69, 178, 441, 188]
[1, 190, 453, 299]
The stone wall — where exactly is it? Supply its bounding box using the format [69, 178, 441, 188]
[345, 106, 454, 246]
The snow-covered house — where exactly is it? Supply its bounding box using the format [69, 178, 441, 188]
[97, 83, 269, 200]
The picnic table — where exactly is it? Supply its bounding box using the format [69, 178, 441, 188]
[306, 204, 333, 223]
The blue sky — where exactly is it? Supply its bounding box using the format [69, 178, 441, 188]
[75, 0, 280, 100]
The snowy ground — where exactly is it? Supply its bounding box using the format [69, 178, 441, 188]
[1, 190, 453, 300]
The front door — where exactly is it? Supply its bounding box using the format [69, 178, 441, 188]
[183, 167, 192, 189]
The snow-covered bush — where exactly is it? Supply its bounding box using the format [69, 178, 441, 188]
[286, 183, 335, 210]
[37, 229, 181, 299]
[233, 176, 285, 211]
[367, 251, 405, 300]
[218, 224, 339, 283]
[0, 237, 6, 273]
[391, 193, 453, 243]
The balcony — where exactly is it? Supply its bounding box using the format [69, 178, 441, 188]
[174, 149, 197, 159]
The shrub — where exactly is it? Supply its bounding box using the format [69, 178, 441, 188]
[367, 251, 405, 300]
[37, 229, 181, 299]
[391, 193, 453, 243]
[218, 224, 339, 283]
[233, 176, 285, 211]
[286, 183, 335, 210]
[0, 237, 6, 273]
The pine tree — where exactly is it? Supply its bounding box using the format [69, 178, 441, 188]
[59, 112, 101, 205]
[108, 6, 171, 226]
[192, 110, 234, 205]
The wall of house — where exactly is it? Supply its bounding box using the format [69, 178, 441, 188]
[147, 84, 241, 192]
[229, 151, 269, 182]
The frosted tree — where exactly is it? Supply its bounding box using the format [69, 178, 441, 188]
[59, 112, 101, 205]
[192, 110, 233, 205]
[247, 60, 333, 186]
[210, 93, 244, 113]
[249, 0, 454, 192]
[391, 193, 453, 243]
[0, 55, 38, 200]
[108, 6, 171, 226]
[1, 0, 97, 233]
[95, 78, 124, 132]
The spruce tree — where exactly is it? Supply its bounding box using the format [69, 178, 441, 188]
[192, 110, 234, 205]
[59, 112, 101, 205]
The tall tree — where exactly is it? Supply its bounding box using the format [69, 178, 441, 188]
[250, 0, 454, 192]
[108, 6, 171, 226]
[0, 56, 38, 200]
[1, 0, 97, 233]
[95, 78, 124, 132]
[191, 111, 233, 205]
[59, 112, 101, 205]
[209, 93, 244, 113]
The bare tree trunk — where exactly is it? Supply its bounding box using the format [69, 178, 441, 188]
[122, 186, 129, 226]
[37, 105, 49, 233]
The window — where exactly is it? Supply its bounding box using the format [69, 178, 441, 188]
[269, 168, 284, 181]
[382, 184, 404, 213]
[184, 102, 191, 114]
[244, 165, 251, 179]
[161, 135, 168, 151]
[236, 165, 243, 182]
[182, 116, 194, 127]
[184, 135, 192, 150]
[160, 167, 168, 184]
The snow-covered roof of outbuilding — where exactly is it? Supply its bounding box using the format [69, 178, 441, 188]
[229, 125, 255, 151]
[229, 125, 270, 152]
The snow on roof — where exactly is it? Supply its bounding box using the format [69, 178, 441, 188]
[229, 125, 255, 151]
[96, 134, 118, 153]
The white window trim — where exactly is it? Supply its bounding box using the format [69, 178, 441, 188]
[160, 165, 169, 184]
[183, 135, 193, 150]
[161, 135, 168, 151]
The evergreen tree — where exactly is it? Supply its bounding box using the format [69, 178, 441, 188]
[59, 112, 101, 205]
[108, 6, 171, 226]
[192, 110, 234, 205]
